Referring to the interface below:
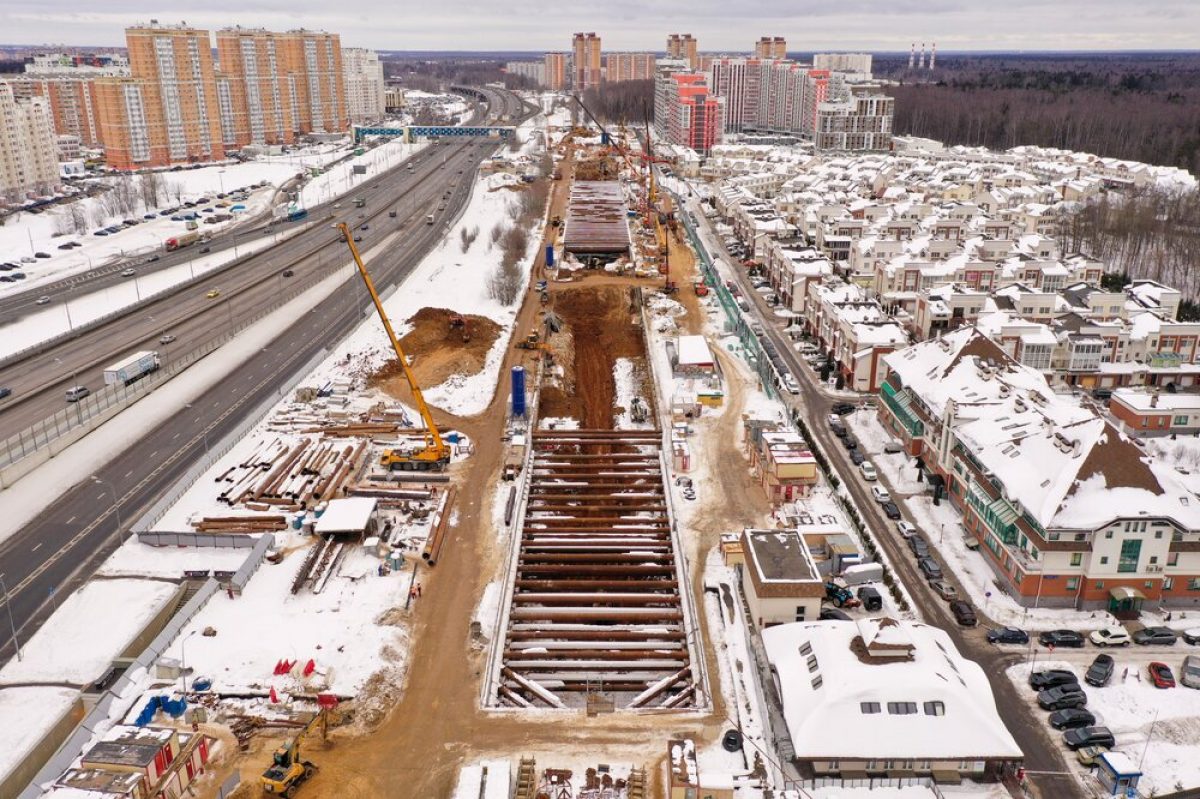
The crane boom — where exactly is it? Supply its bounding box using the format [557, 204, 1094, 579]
[338, 223, 449, 469]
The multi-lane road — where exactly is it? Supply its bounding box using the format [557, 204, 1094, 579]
[0, 86, 534, 669]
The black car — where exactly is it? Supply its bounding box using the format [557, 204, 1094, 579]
[831, 402, 856, 415]
[282, 270, 295, 278]
[819, 607, 852, 621]
[1063, 726, 1115, 750]
[949, 600, 977, 626]
[1038, 685, 1088, 710]
[918, 557, 943, 580]
[831, 424, 848, 438]
[842, 437, 859, 450]
[1039, 629, 1086, 648]
[881, 501, 902, 520]
[0, 387, 11, 400]
[1133, 626, 1178, 646]
[1030, 669, 1079, 690]
[1049, 708, 1097, 730]
[848, 450, 866, 466]
[199, 246, 211, 253]
[1085, 654, 1115, 687]
[987, 626, 1030, 645]
[35, 251, 50, 258]
[908, 535, 930, 556]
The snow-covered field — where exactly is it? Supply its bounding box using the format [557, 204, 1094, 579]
[0, 686, 80, 782]
[0, 578, 180, 685]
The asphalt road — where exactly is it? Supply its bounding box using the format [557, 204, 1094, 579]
[0, 96, 518, 434]
[0, 86, 533, 677]
[688, 202, 1082, 798]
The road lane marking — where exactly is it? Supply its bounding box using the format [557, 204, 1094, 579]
[65, 516, 76, 524]
[31, 542, 42, 553]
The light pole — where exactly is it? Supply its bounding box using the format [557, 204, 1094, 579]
[0, 575, 21, 662]
[91, 475, 122, 533]
[180, 629, 198, 694]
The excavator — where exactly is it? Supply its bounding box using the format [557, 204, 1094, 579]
[259, 709, 328, 797]
[339, 223, 451, 471]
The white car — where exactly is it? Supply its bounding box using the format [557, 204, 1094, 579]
[1089, 626, 1132, 647]
[121, 268, 136, 277]
[896, 521, 918, 538]
[871, 485, 891, 503]
[860, 462, 878, 481]
[783, 375, 800, 395]
[36, 295, 51, 305]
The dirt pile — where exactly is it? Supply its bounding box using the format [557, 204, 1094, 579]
[368, 307, 501, 394]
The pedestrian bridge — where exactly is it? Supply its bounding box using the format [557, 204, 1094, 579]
[353, 125, 515, 144]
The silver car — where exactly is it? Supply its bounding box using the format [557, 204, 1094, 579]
[1183, 655, 1200, 690]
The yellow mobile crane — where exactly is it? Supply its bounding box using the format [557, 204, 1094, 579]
[339, 223, 451, 470]
[259, 709, 328, 797]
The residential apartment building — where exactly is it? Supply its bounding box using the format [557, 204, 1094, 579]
[543, 52, 568, 91]
[342, 47, 385, 124]
[754, 36, 787, 59]
[877, 327, 1200, 611]
[506, 60, 545, 86]
[276, 29, 347, 135]
[803, 280, 908, 391]
[657, 72, 724, 154]
[2, 76, 102, 147]
[214, 28, 294, 147]
[813, 52, 873, 75]
[665, 33, 698, 69]
[604, 52, 656, 83]
[814, 91, 894, 152]
[25, 51, 129, 75]
[92, 77, 157, 170]
[652, 59, 691, 141]
[0, 84, 60, 204]
[572, 32, 602, 91]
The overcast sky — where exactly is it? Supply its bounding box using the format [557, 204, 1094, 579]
[2, 0, 1197, 52]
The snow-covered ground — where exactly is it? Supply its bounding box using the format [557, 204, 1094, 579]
[296, 139, 426, 208]
[97, 540, 252, 580]
[0, 686, 80, 782]
[0, 578, 180, 685]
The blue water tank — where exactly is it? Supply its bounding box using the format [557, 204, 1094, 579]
[545, 244, 555, 267]
[512, 366, 527, 417]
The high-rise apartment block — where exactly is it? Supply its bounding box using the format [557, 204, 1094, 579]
[506, 61, 546, 86]
[655, 70, 723, 154]
[342, 47, 385, 124]
[813, 53, 873, 75]
[754, 37, 787, 59]
[543, 53, 568, 91]
[604, 53, 656, 83]
[0, 84, 61, 204]
[214, 28, 293, 148]
[3, 77, 102, 147]
[277, 29, 347, 135]
[572, 33, 602, 91]
[653, 60, 691, 141]
[665, 34, 698, 69]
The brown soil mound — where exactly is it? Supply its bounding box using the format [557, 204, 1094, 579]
[538, 285, 647, 429]
[369, 307, 501, 393]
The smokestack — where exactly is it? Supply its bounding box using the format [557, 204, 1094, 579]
[930, 42, 936, 70]
[919, 42, 926, 70]
[909, 42, 915, 69]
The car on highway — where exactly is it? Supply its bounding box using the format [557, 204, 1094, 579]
[205, 289, 220, 299]
[917, 557, 943, 580]
[121, 268, 137, 277]
[159, 334, 176, 344]
[0, 388, 11, 401]
[881, 501, 902, 520]
[1184, 628, 1200, 645]
[1133, 626, 1178, 646]
[948, 600, 977, 626]
[896, 520, 918, 538]
[1049, 708, 1096, 730]
[361, 223, 370, 230]
[987, 626, 1030, 645]
[1039, 629, 1086, 648]
[1182, 655, 1200, 690]
[1148, 661, 1175, 688]
[1030, 669, 1079, 690]
[1085, 654, 1115, 687]
[1063, 727, 1115, 750]
[871, 485, 891, 503]
[928, 580, 958, 601]
[860, 462, 878, 481]
[353, 235, 363, 242]
[282, 270, 295, 278]
[36, 296, 50, 305]
[1089, 626, 1132, 647]
[199, 246, 211, 254]
[65, 385, 90, 402]
[147, 254, 160, 262]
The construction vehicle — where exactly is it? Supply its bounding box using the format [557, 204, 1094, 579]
[825, 579, 862, 609]
[448, 313, 470, 343]
[516, 331, 543, 350]
[693, 280, 709, 297]
[259, 710, 328, 797]
[338, 223, 450, 471]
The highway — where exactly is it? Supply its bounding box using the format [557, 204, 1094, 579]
[0, 86, 534, 674]
[685, 200, 1082, 797]
[0, 94, 515, 434]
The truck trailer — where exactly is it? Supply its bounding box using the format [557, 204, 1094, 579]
[165, 231, 203, 251]
[103, 350, 160, 386]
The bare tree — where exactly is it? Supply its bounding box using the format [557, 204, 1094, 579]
[460, 225, 479, 253]
[139, 171, 166, 209]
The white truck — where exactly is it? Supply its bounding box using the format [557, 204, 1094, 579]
[103, 350, 160, 386]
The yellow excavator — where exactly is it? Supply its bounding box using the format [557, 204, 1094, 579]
[339, 223, 451, 471]
[259, 709, 328, 797]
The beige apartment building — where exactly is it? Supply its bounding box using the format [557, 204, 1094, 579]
[572, 32, 602, 90]
[754, 36, 787, 59]
[214, 28, 294, 148]
[604, 52, 656, 83]
[543, 52, 568, 91]
[0, 83, 60, 204]
[277, 29, 348, 135]
[342, 47, 385, 124]
[666, 33, 698, 69]
[3, 77, 102, 147]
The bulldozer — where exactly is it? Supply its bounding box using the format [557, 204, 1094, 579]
[260, 710, 328, 797]
[516, 331, 544, 350]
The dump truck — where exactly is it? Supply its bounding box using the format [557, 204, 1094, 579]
[103, 351, 160, 386]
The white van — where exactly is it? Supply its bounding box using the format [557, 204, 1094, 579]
[65, 385, 90, 402]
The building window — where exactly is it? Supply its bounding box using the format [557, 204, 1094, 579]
[1118, 539, 1142, 573]
[923, 701, 946, 716]
[1100, 557, 1109, 565]
[860, 702, 881, 714]
[1066, 577, 1079, 591]
[795, 606, 807, 621]
[1165, 577, 1173, 590]
[1175, 416, 1189, 425]
[1189, 578, 1200, 591]
[1150, 556, 1158, 565]
[887, 702, 918, 715]
[1169, 552, 1180, 567]
[1106, 530, 1114, 539]
[1096, 581, 1105, 589]
[1071, 553, 1082, 566]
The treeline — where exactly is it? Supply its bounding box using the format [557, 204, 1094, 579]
[579, 80, 655, 125]
[883, 54, 1200, 174]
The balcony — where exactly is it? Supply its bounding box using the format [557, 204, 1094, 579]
[881, 381, 924, 437]
[965, 485, 1019, 545]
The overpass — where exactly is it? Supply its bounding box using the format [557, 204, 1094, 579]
[354, 124, 515, 144]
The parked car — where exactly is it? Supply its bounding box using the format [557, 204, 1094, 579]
[1063, 727, 1115, 750]
[928, 580, 958, 601]
[860, 462, 878, 481]
[1133, 626, 1178, 646]
[1050, 708, 1097, 730]
[819, 607, 852, 621]
[881, 501, 902, 520]
[884, 441, 905, 454]
[831, 402, 856, 415]
[1184, 628, 1200, 645]
[987, 627, 1030, 645]
[948, 600, 977, 626]
[1030, 669, 1079, 690]
[782, 374, 800, 395]
[908, 535, 930, 557]
[1039, 629, 1086, 648]
[1038, 685, 1088, 710]
[871, 485, 891, 503]
[1085, 654, 1115, 687]
[1076, 745, 1110, 767]
[34, 251, 50, 258]
[896, 521, 918, 538]
[917, 557, 943, 580]
[841, 436, 859, 450]
[1180, 655, 1200, 690]
[1089, 626, 1132, 647]
[1148, 661, 1176, 689]
[849, 450, 867, 466]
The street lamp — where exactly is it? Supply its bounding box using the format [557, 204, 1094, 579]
[91, 475, 122, 533]
[180, 629, 198, 694]
[0, 574, 21, 662]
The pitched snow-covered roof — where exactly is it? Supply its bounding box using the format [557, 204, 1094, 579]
[763, 619, 1022, 761]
